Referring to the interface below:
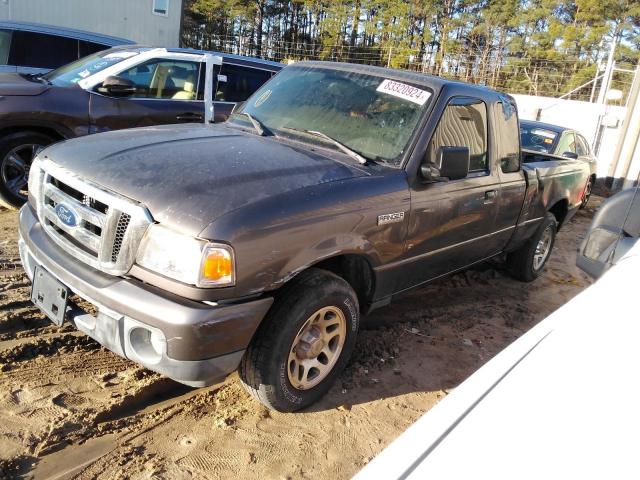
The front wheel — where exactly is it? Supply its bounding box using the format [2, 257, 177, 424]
[507, 213, 557, 282]
[0, 132, 54, 209]
[239, 269, 359, 412]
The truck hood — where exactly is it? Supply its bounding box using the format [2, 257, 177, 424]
[41, 124, 368, 235]
[0, 73, 50, 96]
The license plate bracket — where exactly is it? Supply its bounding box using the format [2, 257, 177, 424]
[31, 266, 69, 326]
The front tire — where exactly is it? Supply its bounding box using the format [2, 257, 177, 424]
[0, 131, 54, 209]
[239, 268, 359, 412]
[507, 212, 557, 282]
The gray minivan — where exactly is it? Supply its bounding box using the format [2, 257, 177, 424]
[0, 21, 134, 75]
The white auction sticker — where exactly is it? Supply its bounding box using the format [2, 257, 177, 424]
[376, 79, 431, 105]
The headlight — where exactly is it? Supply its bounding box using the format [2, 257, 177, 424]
[136, 224, 235, 287]
[28, 156, 44, 209]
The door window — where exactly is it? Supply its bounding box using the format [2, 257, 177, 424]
[576, 135, 591, 156]
[215, 64, 273, 103]
[556, 132, 576, 155]
[0, 30, 11, 64]
[117, 59, 200, 100]
[429, 97, 488, 173]
[9, 31, 78, 69]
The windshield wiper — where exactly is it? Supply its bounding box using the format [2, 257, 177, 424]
[236, 112, 272, 137]
[281, 127, 369, 165]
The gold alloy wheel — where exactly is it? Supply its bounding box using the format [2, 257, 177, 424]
[287, 306, 347, 390]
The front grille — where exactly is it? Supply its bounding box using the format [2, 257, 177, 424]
[34, 159, 153, 276]
[111, 213, 131, 262]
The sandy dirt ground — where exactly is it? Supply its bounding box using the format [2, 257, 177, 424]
[0, 199, 599, 480]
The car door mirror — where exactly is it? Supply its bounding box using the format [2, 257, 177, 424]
[577, 187, 640, 278]
[562, 151, 579, 159]
[97, 76, 137, 97]
[422, 146, 470, 182]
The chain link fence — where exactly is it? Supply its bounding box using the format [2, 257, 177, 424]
[182, 26, 635, 102]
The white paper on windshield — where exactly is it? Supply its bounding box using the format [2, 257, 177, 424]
[376, 79, 431, 105]
[532, 129, 556, 139]
[103, 51, 138, 60]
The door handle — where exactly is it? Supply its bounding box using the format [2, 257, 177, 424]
[176, 113, 203, 122]
[484, 190, 497, 204]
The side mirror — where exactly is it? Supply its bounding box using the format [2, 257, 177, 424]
[562, 151, 579, 159]
[97, 76, 137, 97]
[577, 187, 640, 278]
[422, 146, 470, 181]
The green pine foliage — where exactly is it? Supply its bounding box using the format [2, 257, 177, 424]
[182, 0, 640, 99]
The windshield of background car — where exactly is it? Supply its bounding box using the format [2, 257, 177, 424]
[520, 125, 558, 153]
[43, 49, 144, 86]
[235, 66, 433, 164]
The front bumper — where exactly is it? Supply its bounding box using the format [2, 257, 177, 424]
[18, 205, 273, 387]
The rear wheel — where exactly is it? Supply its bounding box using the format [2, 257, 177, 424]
[0, 132, 54, 209]
[239, 268, 359, 412]
[580, 176, 593, 209]
[507, 212, 557, 282]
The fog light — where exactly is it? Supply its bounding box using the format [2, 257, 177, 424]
[129, 327, 165, 364]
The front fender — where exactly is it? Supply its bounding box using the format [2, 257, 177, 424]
[200, 172, 410, 300]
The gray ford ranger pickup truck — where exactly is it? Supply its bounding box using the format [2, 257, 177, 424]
[18, 61, 591, 411]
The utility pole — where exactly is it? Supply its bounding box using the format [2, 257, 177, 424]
[596, 37, 617, 105]
[592, 36, 618, 154]
[608, 63, 640, 190]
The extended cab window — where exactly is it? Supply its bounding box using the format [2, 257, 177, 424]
[495, 100, 520, 173]
[429, 97, 488, 173]
[216, 64, 272, 102]
[118, 59, 200, 100]
[9, 31, 78, 69]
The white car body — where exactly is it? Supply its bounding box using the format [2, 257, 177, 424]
[355, 241, 640, 480]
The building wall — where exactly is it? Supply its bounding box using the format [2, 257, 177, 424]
[0, 0, 183, 47]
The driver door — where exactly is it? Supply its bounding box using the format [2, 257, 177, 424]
[88, 55, 208, 132]
[401, 96, 502, 290]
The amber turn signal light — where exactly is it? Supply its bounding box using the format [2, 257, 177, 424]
[201, 247, 234, 285]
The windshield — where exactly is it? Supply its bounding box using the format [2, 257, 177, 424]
[233, 66, 433, 164]
[43, 49, 144, 86]
[520, 126, 558, 153]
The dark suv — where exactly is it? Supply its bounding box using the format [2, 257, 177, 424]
[0, 21, 134, 74]
[0, 46, 282, 208]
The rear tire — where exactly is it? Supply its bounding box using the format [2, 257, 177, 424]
[580, 176, 593, 209]
[0, 131, 54, 210]
[507, 212, 557, 282]
[239, 268, 359, 412]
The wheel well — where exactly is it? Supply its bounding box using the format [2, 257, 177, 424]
[549, 198, 569, 229]
[0, 126, 64, 142]
[313, 255, 375, 310]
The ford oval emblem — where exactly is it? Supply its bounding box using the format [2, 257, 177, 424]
[55, 203, 78, 227]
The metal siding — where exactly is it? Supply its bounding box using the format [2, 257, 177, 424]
[0, 0, 182, 47]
